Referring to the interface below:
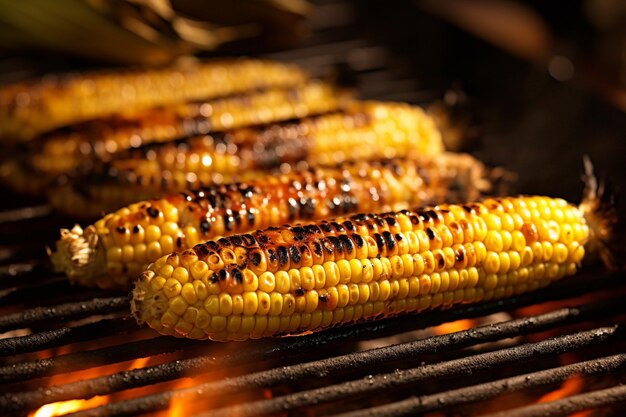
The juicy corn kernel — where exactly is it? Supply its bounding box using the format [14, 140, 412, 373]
[132, 195, 590, 341]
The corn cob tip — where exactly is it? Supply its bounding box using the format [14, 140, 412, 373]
[579, 156, 625, 270]
[132, 271, 163, 326]
[50, 225, 107, 287]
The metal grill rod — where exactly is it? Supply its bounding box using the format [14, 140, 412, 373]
[2, 296, 622, 414]
[0, 317, 135, 356]
[3, 297, 618, 413]
[67, 327, 618, 417]
[0, 336, 199, 385]
[330, 354, 626, 417]
[483, 384, 626, 417]
[0, 296, 128, 333]
[190, 327, 619, 417]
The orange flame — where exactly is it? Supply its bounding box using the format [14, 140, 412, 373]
[29, 356, 153, 417]
[538, 374, 584, 403]
[537, 374, 593, 417]
[166, 378, 200, 417]
[537, 353, 593, 417]
[32, 397, 108, 417]
[432, 319, 475, 335]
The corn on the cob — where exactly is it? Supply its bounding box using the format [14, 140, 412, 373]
[131, 194, 600, 341]
[0, 59, 308, 142]
[49, 101, 444, 219]
[29, 81, 350, 177]
[51, 153, 495, 289]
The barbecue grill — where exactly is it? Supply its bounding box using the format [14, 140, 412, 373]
[1, 1, 625, 416]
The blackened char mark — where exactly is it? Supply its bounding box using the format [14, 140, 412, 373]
[284, 244, 297, 263]
[147, 207, 160, 218]
[382, 231, 396, 251]
[231, 268, 243, 284]
[241, 234, 256, 246]
[327, 236, 343, 254]
[277, 246, 289, 267]
[339, 234, 354, 253]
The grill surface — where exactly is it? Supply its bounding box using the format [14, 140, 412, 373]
[1, 1, 626, 416]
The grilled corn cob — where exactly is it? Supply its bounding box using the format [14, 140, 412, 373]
[0, 59, 308, 142]
[51, 153, 495, 289]
[49, 101, 444, 219]
[132, 184, 619, 341]
[30, 81, 350, 176]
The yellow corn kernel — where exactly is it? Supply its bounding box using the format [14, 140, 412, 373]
[300, 268, 315, 290]
[258, 272, 276, 293]
[275, 271, 290, 294]
[243, 292, 258, 315]
[132, 195, 591, 341]
[269, 293, 283, 316]
[324, 262, 340, 287]
[181, 283, 198, 305]
[242, 270, 259, 292]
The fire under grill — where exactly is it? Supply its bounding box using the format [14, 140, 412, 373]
[2, 1, 626, 416]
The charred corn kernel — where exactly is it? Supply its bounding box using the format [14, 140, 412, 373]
[132, 195, 596, 340]
[27, 81, 348, 178]
[1, 59, 309, 142]
[51, 152, 498, 289]
[49, 100, 447, 219]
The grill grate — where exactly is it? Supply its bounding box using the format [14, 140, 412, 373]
[333, 356, 626, 417]
[1, 216, 625, 416]
[1, 2, 626, 416]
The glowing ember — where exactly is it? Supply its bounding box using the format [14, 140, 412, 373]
[433, 319, 475, 335]
[31, 397, 108, 417]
